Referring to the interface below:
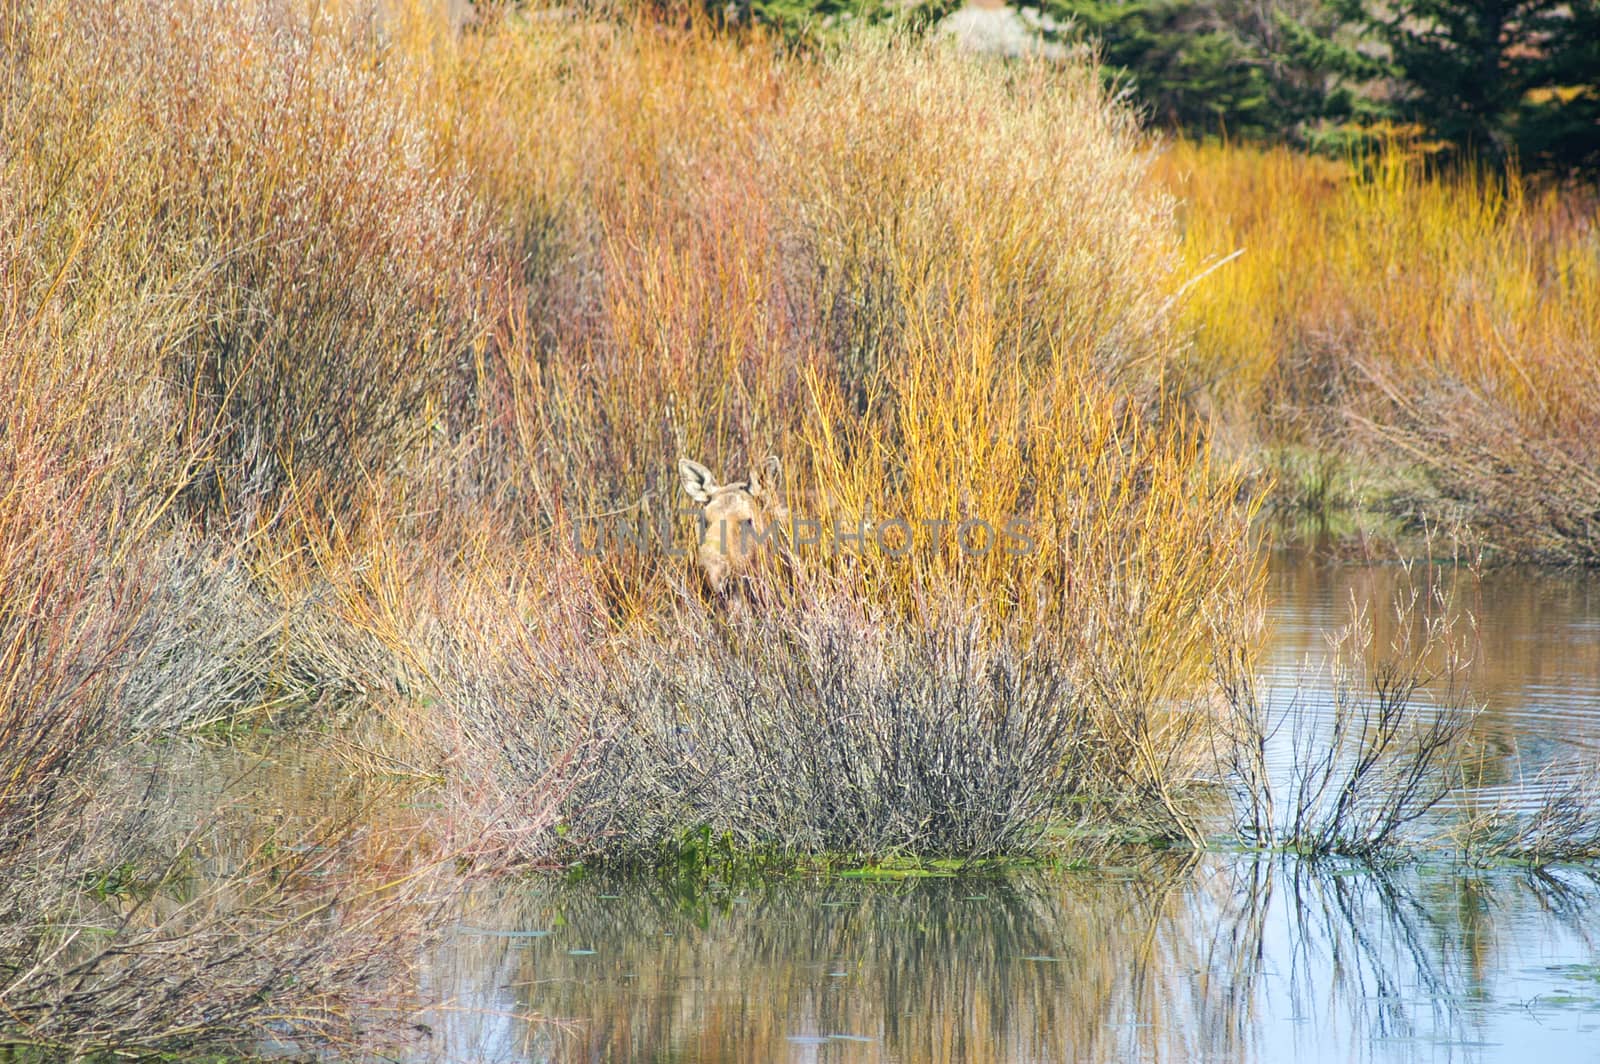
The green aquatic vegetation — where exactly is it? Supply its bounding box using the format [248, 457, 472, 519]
[76, 855, 200, 903]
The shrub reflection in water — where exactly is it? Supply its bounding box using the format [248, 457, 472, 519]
[420, 858, 1600, 1063]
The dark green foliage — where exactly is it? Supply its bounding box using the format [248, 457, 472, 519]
[712, 0, 964, 42]
[1514, 2, 1600, 170]
[1036, 0, 1373, 142]
[1337, 0, 1600, 170]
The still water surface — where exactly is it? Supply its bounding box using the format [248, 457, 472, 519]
[1265, 555, 1600, 805]
[426, 861, 1600, 1063]
[408, 555, 1600, 1063]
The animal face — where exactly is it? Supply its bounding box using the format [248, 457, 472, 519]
[678, 455, 788, 594]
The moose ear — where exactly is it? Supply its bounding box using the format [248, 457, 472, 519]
[678, 458, 717, 504]
[750, 454, 781, 495]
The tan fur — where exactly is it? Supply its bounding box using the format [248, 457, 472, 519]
[678, 455, 788, 594]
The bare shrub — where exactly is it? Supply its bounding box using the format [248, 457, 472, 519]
[578, 609, 1092, 861]
[1454, 767, 1600, 866]
[0, 769, 455, 1058]
[112, 542, 331, 732]
[1356, 379, 1600, 565]
[1216, 561, 1479, 857]
[409, 576, 1192, 865]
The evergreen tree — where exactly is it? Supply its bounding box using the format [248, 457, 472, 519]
[1032, 0, 1379, 143]
[713, 0, 963, 42]
[1513, 0, 1600, 170]
[1339, 0, 1600, 170]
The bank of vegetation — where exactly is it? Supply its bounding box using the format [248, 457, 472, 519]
[1, 0, 1596, 1056]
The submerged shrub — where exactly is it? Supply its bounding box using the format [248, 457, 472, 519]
[1216, 561, 1480, 858]
[1364, 382, 1600, 566]
[0, 766, 452, 1058]
[569, 610, 1091, 861]
[402, 569, 1224, 867]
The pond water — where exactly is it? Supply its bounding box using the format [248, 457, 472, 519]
[424, 860, 1600, 1063]
[402, 554, 1600, 1063]
[1264, 554, 1600, 807]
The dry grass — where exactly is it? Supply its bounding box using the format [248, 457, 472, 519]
[1159, 141, 1600, 560]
